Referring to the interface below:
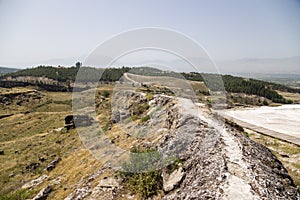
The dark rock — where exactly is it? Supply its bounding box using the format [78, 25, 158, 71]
[46, 157, 61, 171]
[33, 185, 52, 200]
[39, 157, 46, 162]
[64, 115, 93, 130]
[26, 162, 40, 171]
[0, 150, 4, 155]
[111, 110, 120, 123]
[280, 154, 290, 158]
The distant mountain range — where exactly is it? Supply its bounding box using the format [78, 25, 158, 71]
[0, 66, 20, 75]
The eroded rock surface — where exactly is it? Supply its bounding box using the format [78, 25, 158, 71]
[66, 93, 299, 199]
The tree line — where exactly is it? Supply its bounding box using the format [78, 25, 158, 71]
[2, 65, 298, 103]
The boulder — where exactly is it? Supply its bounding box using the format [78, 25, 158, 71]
[88, 177, 120, 200]
[162, 167, 185, 192]
[98, 177, 119, 188]
[32, 185, 52, 200]
[25, 162, 40, 171]
[46, 157, 61, 171]
[22, 175, 49, 189]
[111, 110, 120, 123]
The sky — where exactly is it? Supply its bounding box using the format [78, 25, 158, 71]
[0, 0, 299, 73]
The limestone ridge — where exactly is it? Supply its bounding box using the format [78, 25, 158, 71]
[62, 92, 299, 199]
[157, 97, 299, 199]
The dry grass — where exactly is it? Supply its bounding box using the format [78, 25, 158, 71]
[45, 149, 104, 199]
[0, 86, 121, 199]
[0, 87, 35, 95]
[277, 90, 300, 103]
[0, 113, 66, 142]
[187, 80, 208, 92]
[0, 127, 82, 196]
[0, 88, 90, 199]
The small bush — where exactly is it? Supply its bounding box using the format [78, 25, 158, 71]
[286, 99, 293, 104]
[140, 115, 150, 123]
[145, 93, 154, 101]
[102, 91, 110, 98]
[121, 147, 162, 199]
[242, 132, 249, 137]
[130, 103, 150, 117]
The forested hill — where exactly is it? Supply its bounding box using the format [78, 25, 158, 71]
[2, 65, 299, 103]
[2, 66, 131, 82]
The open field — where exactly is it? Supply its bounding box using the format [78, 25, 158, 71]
[277, 90, 300, 103]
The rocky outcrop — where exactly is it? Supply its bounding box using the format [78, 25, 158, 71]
[32, 185, 52, 200]
[158, 98, 300, 199]
[25, 162, 40, 171]
[46, 157, 61, 171]
[64, 115, 93, 130]
[88, 177, 120, 200]
[0, 90, 42, 106]
[21, 175, 48, 189]
[65, 93, 299, 199]
[64, 168, 108, 200]
[162, 167, 185, 192]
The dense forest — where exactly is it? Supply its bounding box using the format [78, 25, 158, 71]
[3, 65, 131, 83]
[2, 65, 299, 103]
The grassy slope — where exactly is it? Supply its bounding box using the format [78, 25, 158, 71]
[0, 83, 299, 199]
[0, 88, 104, 199]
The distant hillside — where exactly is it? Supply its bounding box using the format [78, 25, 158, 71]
[2, 65, 299, 103]
[236, 73, 300, 88]
[3, 66, 130, 82]
[0, 67, 20, 75]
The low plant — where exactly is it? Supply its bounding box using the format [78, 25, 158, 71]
[0, 189, 36, 200]
[121, 147, 162, 199]
[140, 115, 150, 123]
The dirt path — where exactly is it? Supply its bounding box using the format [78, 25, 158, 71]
[178, 97, 258, 199]
[123, 73, 139, 84]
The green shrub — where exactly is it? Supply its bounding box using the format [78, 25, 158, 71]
[130, 103, 150, 117]
[145, 93, 154, 101]
[140, 115, 150, 123]
[102, 91, 110, 98]
[286, 99, 293, 104]
[121, 147, 162, 199]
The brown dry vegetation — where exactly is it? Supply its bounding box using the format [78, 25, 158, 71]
[0, 87, 99, 199]
[277, 90, 300, 103]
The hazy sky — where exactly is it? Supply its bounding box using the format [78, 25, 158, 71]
[0, 0, 300, 70]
